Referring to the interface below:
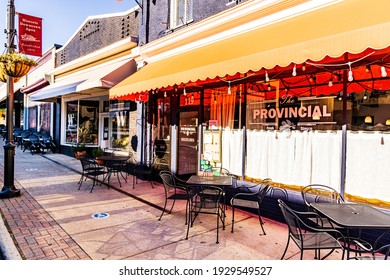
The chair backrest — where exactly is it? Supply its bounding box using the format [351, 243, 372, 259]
[301, 184, 345, 209]
[29, 134, 40, 142]
[194, 185, 225, 210]
[278, 199, 305, 244]
[257, 178, 272, 203]
[20, 130, 32, 138]
[80, 157, 97, 171]
[268, 186, 289, 200]
[160, 170, 174, 185]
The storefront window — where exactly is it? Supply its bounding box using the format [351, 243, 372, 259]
[203, 85, 242, 129]
[154, 96, 171, 168]
[345, 90, 390, 203]
[65, 100, 99, 145]
[110, 100, 131, 150]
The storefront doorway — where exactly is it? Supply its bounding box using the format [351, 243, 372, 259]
[99, 113, 110, 149]
[177, 109, 199, 175]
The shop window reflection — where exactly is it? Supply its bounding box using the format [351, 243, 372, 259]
[109, 100, 132, 150]
[65, 100, 99, 145]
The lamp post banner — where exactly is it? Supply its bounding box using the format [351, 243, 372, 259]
[18, 12, 42, 57]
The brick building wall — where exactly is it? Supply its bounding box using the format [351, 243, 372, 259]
[56, 9, 139, 66]
[139, 0, 247, 44]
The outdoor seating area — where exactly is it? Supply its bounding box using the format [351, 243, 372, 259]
[12, 127, 56, 154]
[70, 149, 390, 260]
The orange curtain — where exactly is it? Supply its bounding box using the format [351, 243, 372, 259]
[210, 86, 236, 128]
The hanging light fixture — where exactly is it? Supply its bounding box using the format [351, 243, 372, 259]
[381, 65, 388, 77]
[328, 73, 333, 87]
[292, 64, 297, 76]
[183, 87, 187, 96]
[302, 62, 306, 72]
[265, 70, 270, 83]
[228, 81, 231, 94]
[348, 62, 354, 82]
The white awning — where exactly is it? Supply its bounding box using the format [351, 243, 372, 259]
[30, 58, 136, 102]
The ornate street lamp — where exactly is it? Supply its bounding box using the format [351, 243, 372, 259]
[0, 0, 21, 199]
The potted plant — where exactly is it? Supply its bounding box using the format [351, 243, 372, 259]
[0, 52, 37, 81]
[92, 147, 104, 165]
[71, 143, 87, 159]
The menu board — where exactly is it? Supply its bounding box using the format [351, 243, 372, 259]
[201, 130, 221, 171]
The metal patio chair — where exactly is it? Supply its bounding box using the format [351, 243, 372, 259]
[159, 170, 192, 224]
[230, 178, 272, 235]
[186, 185, 226, 244]
[277, 199, 346, 260]
[301, 184, 345, 229]
[78, 157, 109, 193]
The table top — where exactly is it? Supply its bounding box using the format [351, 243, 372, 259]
[311, 203, 390, 229]
[96, 155, 130, 161]
[187, 175, 233, 187]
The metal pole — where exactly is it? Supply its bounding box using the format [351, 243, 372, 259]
[0, 0, 20, 198]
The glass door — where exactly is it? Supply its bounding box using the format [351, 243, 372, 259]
[177, 110, 199, 175]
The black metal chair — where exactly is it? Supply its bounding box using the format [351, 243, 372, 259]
[28, 134, 44, 154]
[78, 157, 109, 193]
[159, 170, 192, 224]
[301, 184, 345, 229]
[353, 243, 390, 260]
[40, 134, 56, 153]
[19, 130, 32, 151]
[230, 178, 272, 235]
[278, 199, 346, 260]
[101, 151, 128, 188]
[186, 185, 226, 244]
[132, 157, 155, 189]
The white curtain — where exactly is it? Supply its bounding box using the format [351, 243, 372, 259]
[311, 131, 342, 190]
[245, 130, 342, 188]
[246, 130, 269, 179]
[267, 131, 296, 184]
[346, 132, 390, 202]
[293, 131, 312, 186]
[221, 128, 243, 176]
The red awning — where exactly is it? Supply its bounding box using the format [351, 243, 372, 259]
[21, 78, 49, 94]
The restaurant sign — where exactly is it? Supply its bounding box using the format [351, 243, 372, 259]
[253, 105, 331, 120]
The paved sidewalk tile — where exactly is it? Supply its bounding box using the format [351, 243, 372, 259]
[0, 173, 91, 260]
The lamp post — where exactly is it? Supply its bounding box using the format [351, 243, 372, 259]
[0, 0, 20, 199]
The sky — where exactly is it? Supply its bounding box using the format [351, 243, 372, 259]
[0, 0, 138, 56]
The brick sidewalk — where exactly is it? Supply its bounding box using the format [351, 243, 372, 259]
[0, 169, 91, 260]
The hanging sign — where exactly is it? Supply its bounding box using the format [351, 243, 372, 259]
[18, 13, 42, 57]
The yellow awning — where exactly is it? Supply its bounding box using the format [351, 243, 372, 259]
[110, 0, 390, 99]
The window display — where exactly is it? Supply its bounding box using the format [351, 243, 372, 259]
[65, 100, 99, 145]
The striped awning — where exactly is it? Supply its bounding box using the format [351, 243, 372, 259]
[110, 0, 390, 100]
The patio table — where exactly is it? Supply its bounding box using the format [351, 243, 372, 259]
[96, 155, 130, 187]
[186, 175, 233, 188]
[310, 203, 390, 258]
[186, 175, 234, 220]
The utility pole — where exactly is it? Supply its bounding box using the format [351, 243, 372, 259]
[0, 0, 20, 199]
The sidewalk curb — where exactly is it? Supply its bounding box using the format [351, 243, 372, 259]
[0, 211, 22, 260]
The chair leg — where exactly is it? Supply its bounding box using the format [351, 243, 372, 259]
[257, 208, 266, 235]
[216, 209, 220, 244]
[231, 206, 235, 233]
[280, 237, 291, 260]
[158, 197, 168, 221]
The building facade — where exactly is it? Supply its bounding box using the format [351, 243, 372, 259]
[29, 7, 139, 156]
[110, 0, 390, 206]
